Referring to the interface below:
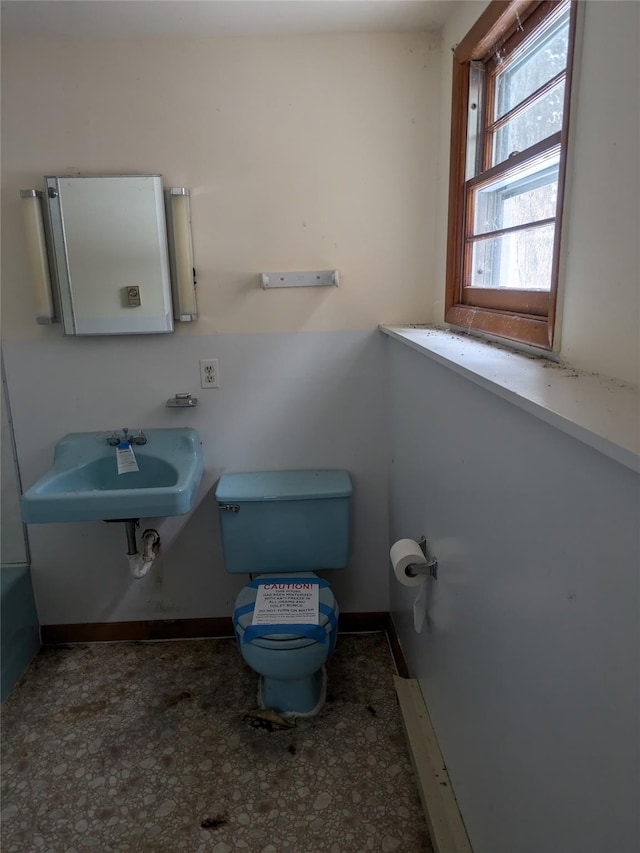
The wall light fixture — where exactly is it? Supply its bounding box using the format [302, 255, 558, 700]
[20, 189, 55, 324]
[166, 187, 197, 322]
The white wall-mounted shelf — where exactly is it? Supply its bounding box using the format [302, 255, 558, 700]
[260, 270, 339, 289]
[380, 325, 639, 473]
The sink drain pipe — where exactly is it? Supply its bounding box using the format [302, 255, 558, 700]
[123, 520, 160, 579]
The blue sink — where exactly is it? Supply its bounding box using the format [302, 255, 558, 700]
[21, 428, 204, 523]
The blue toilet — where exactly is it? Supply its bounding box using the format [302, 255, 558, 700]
[215, 470, 352, 716]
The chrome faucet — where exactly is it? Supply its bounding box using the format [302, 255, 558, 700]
[107, 428, 147, 446]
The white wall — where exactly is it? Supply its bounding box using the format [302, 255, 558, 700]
[1, 31, 439, 624]
[388, 6, 639, 849]
[558, 0, 639, 380]
[1, 32, 439, 338]
[3, 331, 389, 623]
[388, 339, 639, 853]
[431, 0, 640, 385]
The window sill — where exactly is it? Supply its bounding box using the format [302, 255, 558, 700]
[379, 325, 639, 473]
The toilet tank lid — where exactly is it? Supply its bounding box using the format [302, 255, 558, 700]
[215, 470, 352, 502]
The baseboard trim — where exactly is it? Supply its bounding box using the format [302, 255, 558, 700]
[40, 618, 235, 644]
[339, 611, 389, 633]
[394, 675, 473, 853]
[41, 611, 391, 645]
[385, 612, 410, 678]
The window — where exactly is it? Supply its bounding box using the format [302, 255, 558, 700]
[445, 0, 578, 349]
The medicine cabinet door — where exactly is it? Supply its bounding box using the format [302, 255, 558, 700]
[46, 174, 174, 335]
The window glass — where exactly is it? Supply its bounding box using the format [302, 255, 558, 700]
[495, 7, 571, 119]
[470, 224, 555, 289]
[492, 80, 565, 165]
[473, 151, 560, 235]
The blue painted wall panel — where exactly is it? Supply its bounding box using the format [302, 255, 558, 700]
[1, 566, 40, 702]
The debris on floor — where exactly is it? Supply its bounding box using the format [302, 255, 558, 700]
[1, 635, 433, 852]
[200, 813, 229, 830]
[243, 706, 296, 731]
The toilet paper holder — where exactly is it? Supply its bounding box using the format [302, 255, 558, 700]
[407, 537, 438, 580]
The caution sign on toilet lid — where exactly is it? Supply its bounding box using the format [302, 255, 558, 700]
[252, 581, 319, 626]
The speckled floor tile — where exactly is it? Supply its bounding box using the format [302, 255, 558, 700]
[1, 634, 432, 852]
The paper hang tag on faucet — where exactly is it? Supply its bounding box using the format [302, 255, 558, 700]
[116, 441, 139, 475]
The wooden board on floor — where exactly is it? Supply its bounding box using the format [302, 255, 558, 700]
[394, 676, 473, 853]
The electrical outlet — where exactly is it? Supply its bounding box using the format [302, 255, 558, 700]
[199, 359, 219, 389]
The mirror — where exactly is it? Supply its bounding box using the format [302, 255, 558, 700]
[45, 175, 174, 335]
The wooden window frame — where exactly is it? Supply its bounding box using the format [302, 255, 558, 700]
[445, 0, 578, 349]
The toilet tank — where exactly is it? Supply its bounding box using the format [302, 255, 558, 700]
[215, 470, 352, 574]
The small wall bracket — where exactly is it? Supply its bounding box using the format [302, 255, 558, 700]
[260, 270, 339, 289]
[406, 536, 438, 580]
[166, 393, 198, 408]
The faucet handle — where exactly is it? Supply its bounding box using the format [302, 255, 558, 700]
[131, 430, 147, 446]
[107, 427, 145, 446]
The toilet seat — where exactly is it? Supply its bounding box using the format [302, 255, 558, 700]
[233, 572, 338, 651]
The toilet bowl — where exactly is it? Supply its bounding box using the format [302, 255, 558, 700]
[215, 470, 352, 717]
[232, 572, 339, 715]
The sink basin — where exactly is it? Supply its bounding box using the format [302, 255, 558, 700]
[20, 428, 204, 523]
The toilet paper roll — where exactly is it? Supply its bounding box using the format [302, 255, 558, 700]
[390, 539, 429, 634]
[390, 539, 428, 587]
